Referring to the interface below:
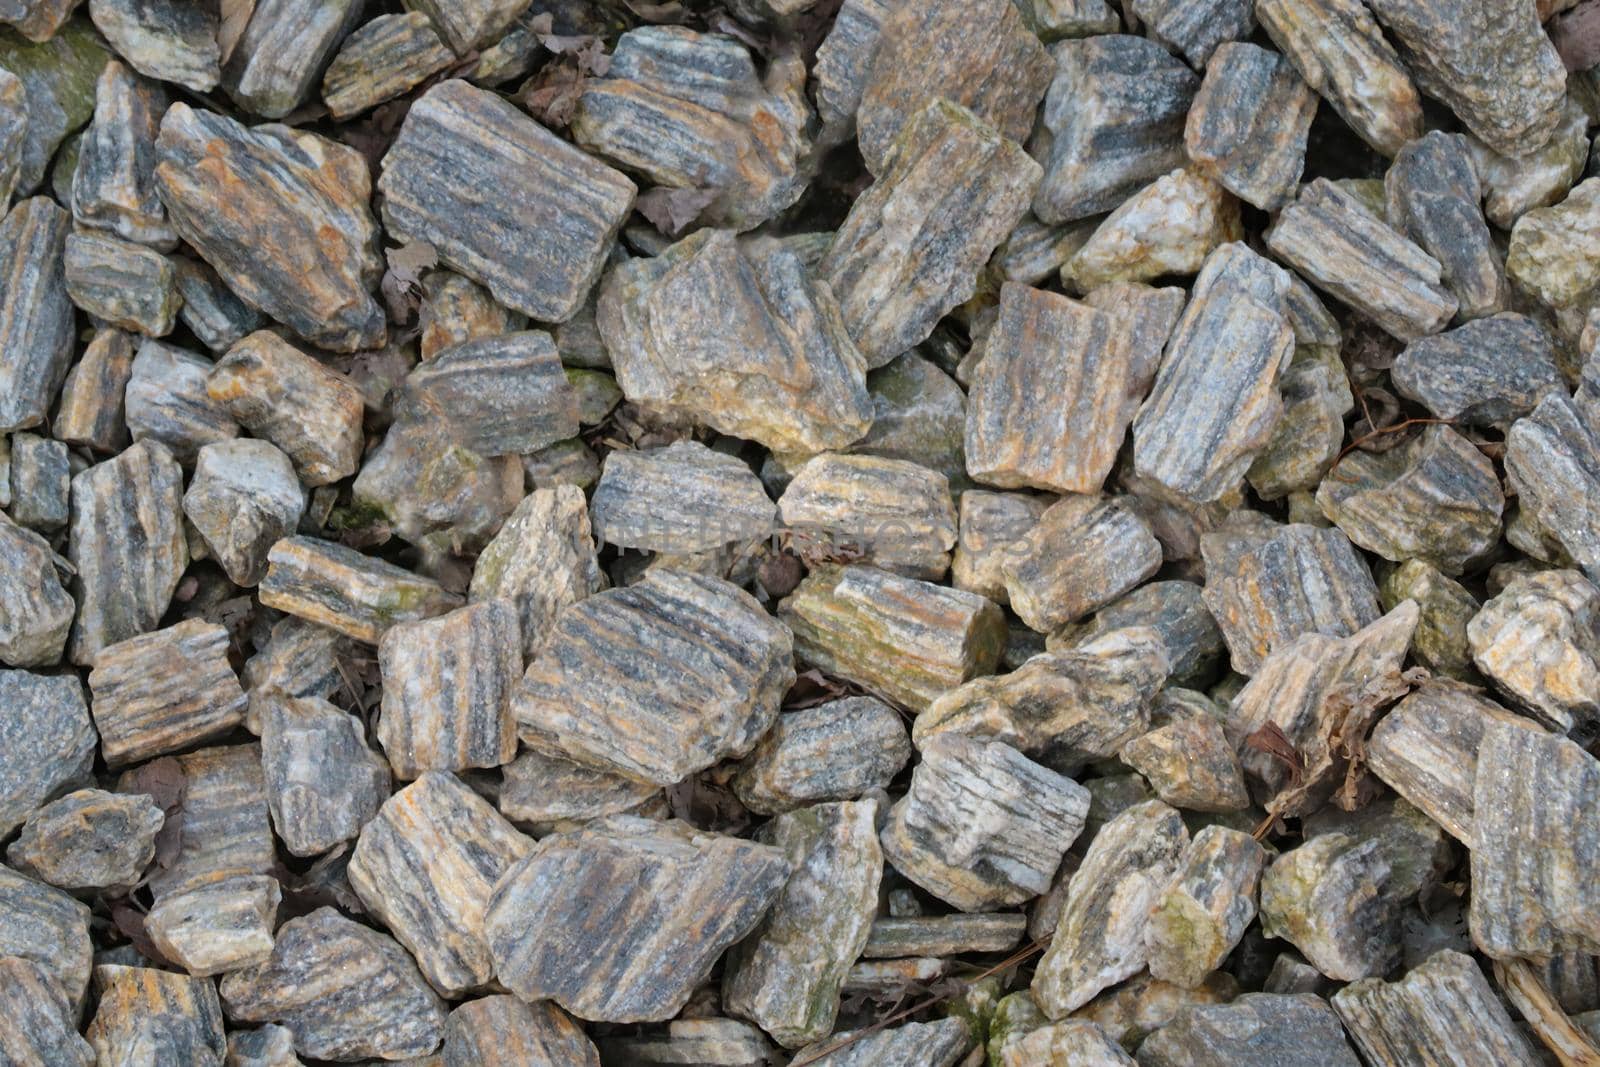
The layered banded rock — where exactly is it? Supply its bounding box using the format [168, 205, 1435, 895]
[183, 440, 304, 588]
[7, 788, 161, 891]
[72, 59, 173, 249]
[87, 619, 247, 767]
[221, 0, 362, 117]
[595, 1018, 774, 1066]
[0, 865, 92, 1008]
[779, 453, 956, 579]
[1260, 833, 1399, 980]
[591, 441, 775, 554]
[380, 79, 635, 322]
[0, 0, 79, 43]
[732, 696, 910, 816]
[791, 1018, 972, 1067]
[854, 0, 1050, 175]
[155, 104, 385, 352]
[468, 486, 604, 657]
[63, 231, 178, 335]
[259, 537, 463, 644]
[1393, 314, 1561, 427]
[0, 518, 72, 665]
[951, 491, 1050, 603]
[55, 327, 132, 452]
[1146, 827, 1265, 988]
[1184, 43, 1316, 212]
[1384, 132, 1505, 321]
[1470, 98, 1590, 230]
[145, 872, 281, 976]
[1200, 521, 1381, 675]
[88, 0, 220, 92]
[1069, 170, 1239, 288]
[1132, 243, 1294, 503]
[1034, 800, 1188, 1015]
[811, 0, 893, 147]
[0, 671, 93, 836]
[132, 744, 273, 900]
[0, 69, 18, 208]
[1137, 993, 1362, 1067]
[442, 997, 600, 1067]
[405, 0, 529, 54]
[1316, 425, 1502, 574]
[0, 197, 73, 433]
[5, 433, 65, 532]
[966, 281, 1183, 495]
[259, 695, 389, 857]
[0, 23, 104, 196]
[881, 735, 1089, 912]
[997, 1019, 1135, 1066]
[87, 964, 225, 1066]
[0, 956, 93, 1066]
[1129, 0, 1253, 68]
[1000, 494, 1161, 634]
[499, 746, 661, 833]
[220, 907, 447, 1062]
[225, 1025, 302, 1067]
[174, 257, 261, 354]
[863, 914, 1027, 958]
[349, 773, 532, 997]
[1379, 559, 1478, 678]
[572, 27, 809, 230]
[1029, 35, 1197, 224]
[1050, 581, 1224, 689]
[125, 339, 239, 463]
[486, 817, 791, 1022]
[1241, 346, 1354, 499]
[1019, 0, 1118, 41]
[600, 229, 872, 452]
[377, 601, 520, 778]
[1507, 379, 1600, 579]
[419, 271, 522, 361]
[396, 331, 578, 458]
[1468, 569, 1600, 738]
[67, 440, 187, 664]
[242, 617, 356, 735]
[514, 570, 792, 785]
[779, 564, 1006, 712]
[820, 98, 1039, 366]
[1507, 178, 1600, 312]
[1122, 713, 1249, 813]
[322, 12, 455, 120]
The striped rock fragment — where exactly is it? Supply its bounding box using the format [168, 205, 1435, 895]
[1000, 494, 1162, 633]
[1020, 0, 1118, 41]
[6, 433, 66, 531]
[854, 0, 1050, 175]
[145, 872, 281, 977]
[1247, 345, 1356, 500]
[1069, 169, 1240, 289]
[405, 0, 529, 53]
[377, 600, 521, 778]
[1123, 713, 1249, 813]
[1030, 35, 1197, 224]
[862, 913, 1027, 957]
[1468, 569, 1600, 738]
[881, 735, 1090, 911]
[1137, 993, 1362, 1067]
[380, 79, 635, 322]
[182, 439, 305, 587]
[67, 440, 187, 664]
[485, 817, 791, 1023]
[442, 997, 600, 1067]
[0, 671, 93, 836]
[242, 617, 355, 735]
[0, 0, 78, 42]
[54, 328, 131, 452]
[779, 453, 955, 579]
[513, 570, 793, 785]
[87, 619, 247, 767]
[498, 746, 662, 833]
[1129, 0, 1253, 68]
[821, 98, 1039, 366]
[130, 744, 273, 901]
[419, 271, 523, 361]
[7, 788, 161, 891]
[998, 1020, 1135, 1067]
[1145, 827, 1265, 987]
[1184, 43, 1316, 211]
[1506, 370, 1600, 578]
[71, 59, 173, 249]
[591, 440, 775, 554]
[573, 26, 810, 230]
[221, 0, 362, 118]
[348, 773, 532, 997]
[1384, 132, 1505, 321]
[1302, 795, 1452, 903]
[0, 957, 93, 1066]
[1378, 559, 1478, 678]
[259, 536, 463, 644]
[0, 865, 92, 1008]
[600, 229, 872, 451]
[126, 339, 239, 463]
[0, 197, 73, 433]
[1050, 580, 1225, 689]
[0, 22, 104, 195]
[174, 257, 261, 353]
[812, 0, 893, 146]
[791, 1018, 972, 1067]
[0, 518, 72, 665]
[1507, 178, 1600, 311]
[1260, 833, 1399, 980]
[1469, 98, 1590, 230]
[225, 1024, 302, 1067]
[87, 0, 220, 92]
[63, 231, 178, 336]
[155, 104, 386, 352]
[322, 12, 454, 120]
[951, 491, 1050, 603]
[779, 564, 1006, 712]
[259, 696, 389, 857]
[596, 1018, 775, 1066]
[220, 907, 447, 1062]
[0, 70, 18, 208]
[1393, 314, 1561, 428]
[732, 696, 911, 815]
[468, 486, 603, 657]
[87, 964, 225, 1066]
[396, 330, 576, 458]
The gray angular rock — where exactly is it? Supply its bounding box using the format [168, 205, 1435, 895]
[951, 491, 1051, 604]
[1468, 569, 1600, 738]
[88, 0, 219, 93]
[404, 0, 529, 54]
[1000, 494, 1162, 634]
[0, 956, 93, 1066]
[260, 695, 389, 858]
[1507, 177, 1600, 312]
[226, 1024, 303, 1067]
[126, 339, 239, 463]
[322, 11, 454, 120]
[221, 0, 362, 118]
[1069, 170, 1240, 289]
[174, 256, 262, 354]
[0, 865, 92, 1010]
[442, 997, 600, 1067]
[1184, 42, 1317, 212]
[130, 744, 273, 902]
[0, 518, 70, 666]
[732, 696, 910, 816]
[1384, 132, 1505, 321]
[1379, 559, 1479, 679]
[791, 1018, 971, 1067]
[1123, 713, 1250, 813]
[862, 913, 1027, 958]
[1505, 367, 1600, 579]
[63, 229, 178, 334]
[811, 0, 893, 148]
[0, 22, 105, 197]
[54, 326, 132, 452]
[1145, 827, 1266, 988]
[396, 330, 578, 458]
[1130, 0, 1253, 68]
[1260, 833, 1399, 980]
[0, 671, 93, 836]
[1470, 98, 1591, 230]
[418, 269, 523, 362]
[1246, 345, 1357, 500]
[5, 432, 65, 532]
[71, 58, 173, 249]
[259, 536, 463, 645]
[242, 617, 355, 735]
[0, 197, 73, 433]
[1136, 993, 1362, 1067]
[87, 619, 246, 767]
[779, 453, 956, 579]
[468, 485, 604, 658]
[145, 872, 281, 977]
[592, 440, 775, 555]
[0, 69, 20, 210]
[498, 746, 662, 833]
[1050, 581, 1225, 690]
[182, 439, 304, 587]
[1393, 314, 1562, 428]
[87, 964, 225, 1066]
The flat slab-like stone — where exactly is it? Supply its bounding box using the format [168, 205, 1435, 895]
[591, 440, 775, 555]
[0, 197, 74, 434]
[258, 536, 463, 645]
[732, 696, 911, 816]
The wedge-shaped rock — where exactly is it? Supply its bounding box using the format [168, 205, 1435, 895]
[469, 486, 603, 658]
[67, 439, 187, 664]
[381, 80, 634, 322]
[951, 491, 1050, 603]
[65, 230, 179, 335]
[1137, 993, 1362, 1067]
[1267, 180, 1457, 342]
[1034, 800, 1188, 1016]
[259, 537, 463, 645]
[1123, 713, 1249, 813]
[811, 0, 892, 146]
[1000, 494, 1162, 633]
[0, 671, 93, 840]
[792, 1018, 972, 1067]
[1470, 98, 1590, 230]
[855, 0, 1050, 175]
[1200, 520, 1381, 675]
[0, 197, 73, 433]
[1246, 339, 1353, 500]
[1257, 0, 1421, 157]
[242, 617, 355, 735]
[220, 0, 362, 118]
[1260, 833, 1398, 980]
[573, 27, 808, 230]
[967, 281, 1183, 494]
[146, 872, 280, 976]
[862, 914, 1027, 958]
[221, 907, 447, 1062]
[725, 800, 882, 1048]
[592, 440, 774, 555]
[0, 956, 93, 1066]
[1393, 314, 1561, 428]
[377, 601, 520, 779]
[88, 964, 225, 1066]
[1384, 132, 1504, 321]
[1030, 35, 1197, 224]
[396, 331, 577, 458]
[0, 866, 91, 1009]
[1184, 43, 1315, 212]
[499, 746, 661, 833]
[915, 628, 1167, 761]
[1050, 581, 1224, 689]
[1507, 371, 1600, 578]
[1379, 559, 1477, 679]
[732, 696, 910, 816]
[183, 440, 304, 588]
[1316, 425, 1502, 574]
[486, 817, 790, 1022]
[821, 99, 1039, 367]
[0, 519, 72, 666]
[779, 564, 1006, 712]
[779, 453, 955, 579]
[1132, 243, 1294, 503]
[0, 23, 104, 197]
[55, 327, 132, 452]
[7, 788, 161, 891]
[72, 59, 173, 249]
[260, 695, 389, 858]
[1470, 721, 1600, 958]
[1364, 0, 1565, 157]
[88, 619, 246, 767]
[126, 339, 239, 463]
[322, 12, 454, 120]
[88, 0, 219, 92]
[1146, 827, 1264, 989]
[443, 997, 600, 1067]
[155, 104, 384, 352]
[174, 257, 261, 353]
[348, 773, 531, 997]
[1469, 569, 1600, 739]
[601, 229, 872, 452]
[1507, 178, 1600, 311]
[1070, 170, 1239, 289]
[1129, 0, 1252, 67]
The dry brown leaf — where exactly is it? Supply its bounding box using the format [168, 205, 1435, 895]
[635, 185, 719, 235]
[217, 0, 255, 65]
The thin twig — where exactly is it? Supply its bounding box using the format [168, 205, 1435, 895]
[1327, 417, 1457, 476]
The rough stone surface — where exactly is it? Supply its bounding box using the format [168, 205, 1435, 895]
[1122, 713, 1249, 813]
[1050, 581, 1225, 690]
[6, 787, 160, 892]
[1145, 827, 1265, 989]
[498, 746, 662, 833]
[88, 964, 225, 1066]
[259, 536, 463, 645]
[221, 0, 362, 117]
[1470, 98, 1590, 230]
[0, 671, 94, 838]
[1184, 43, 1316, 212]
[592, 440, 775, 555]
[322, 12, 455, 120]
[396, 330, 578, 458]
[791, 1018, 971, 1067]
[87, 619, 246, 767]
[1469, 568, 1600, 739]
[1392, 314, 1562, 428]
[0, 518, 72, 666]
[1069, 169, 1240, 289]
[174, 256, 262, 354]
[0, 865, 92, 1009]
[183, 439, 305, 587]
[862, 913, 1027, 958]
[259, 695, 389, 858]
[1260, 833, 1399, 980]
[1129, 0, 1252, 68]
[0, 197, 73, 433]
[441, 997, 600, 1067]
[1506, 364, 1600, 580]
[1507, 177, 1600, 312]
[72, 59, 174, 250]
[126, 339, 240, 463]
[1136, 993, 1361, 1067]
[1384, 132, 1505, 321]
[732, 696, 910, 816]
[0, 956, 93, 1066]
[468, 485, 603, 657]
[54, 327, 133, 452]
[1379, 559, 1478, 679]
[88, 0, 219, 92]
[779, 453, 955, 579]
[1001, 494, 1162, 635]
[0, 23, 105, 197]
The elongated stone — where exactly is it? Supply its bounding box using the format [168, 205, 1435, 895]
[260, 695, 388, 858]
[1393, 314, 1562, 428]
[1137, 993, 1362, 1067]
[0, 866, 91, 1009]
[1468, 569, 1600, 738]
[182, 439, 304, 587]
[88, 0, 219, 92]
[1050, 581, 1224, 689]
[1069, 169, 1239, 289]
[1030, 35, 1197, 224]
[1508, 401, 1600, 583]
[469, 485, 603, 658]
[0, 956, 92, 1066]
[88, 619, 246, 767]
[1384, 132, 1504, 321]
[591, 441, 774, 555]
[322, 12, 454, 120]
[404, 0, 527, 54]
[1129, 0, 1252, 68]
[63, 230, 176, 334]
[1123, 713, 1249, 813]
[0, 671, 92, 837]
[396, 330, 577, 458]
[1470, 97, 1590, 230]
[0, 22, 104, 196]
[348, 773, 531, 997]
[732, 696, 910, 816]
[381, 79, 635, 322]
[72, 59, 173, 249]
[1364, 0, 1565, 157]
[1142, 828, 1262, 993]
[498, 746, 661, 833]
[443, 997, 599, 1067]
[513, 570, 792, 785]
[259, 536, 463, 645]
[882, 735, 1089, 912]
[6, 433, 65, 532]
[779, 564, 1005, 712]
[174, 257, 261, 353]
[67, 439, 186, 664]
[821, 98, 1039, 366]
[862, 914, 1026, 959]
[487, 817, 790, 1022]
[54, 327, 131, 451]
[792, 1018, 972, 1067]
[242, 617, 354, 735]
[779, 453, 955, 579]
[221, 0, 362, 118]
[1184, 43, 1316, 212]
[88, 964, 225, 1065]
[600, 229, 871, 452]
[0, 69, 18, 209]
[997, 1019, 1134, 1066]
[155, 104, 385, 352]
[1260, 833, 1398, 980]
[812, 0, 892, 146]
[1034, 800, 1189, 1016]
[221, 907, 447, 1062]
[0, 197, 72, 433]
[126, 339, 239, 463]
[0, 518, 71, 665]
[1000, 494, 1162, 633]
[1507, 177, 1600, 311]
[7, 787, 160, 892]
